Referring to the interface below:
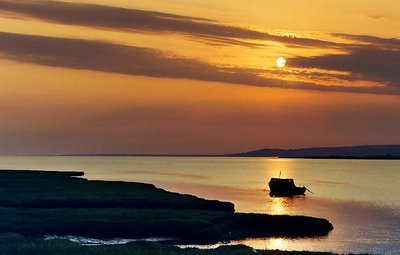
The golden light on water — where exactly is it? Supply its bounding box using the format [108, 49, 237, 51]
[266, 158, 295, 179]
[239, 237, 289, 250]
[268, 238, 288, 250]
[276, 57, 286, 68]
[269, 197, 289, 215]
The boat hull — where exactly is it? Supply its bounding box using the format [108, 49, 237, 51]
[269, 186, 306, 196]
[268, 178, 306, 196]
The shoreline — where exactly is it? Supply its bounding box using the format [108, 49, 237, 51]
[22, 154, 400, 160]
[0, 169, 334, 253]
[0, 233, 351, 255]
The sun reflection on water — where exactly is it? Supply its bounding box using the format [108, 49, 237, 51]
[265, 157, 295, 179]
[270, 197, 287, 215]
[268, 197, 295, 215]
[268, 238, 288, 250]
[237, 237, 290, 250]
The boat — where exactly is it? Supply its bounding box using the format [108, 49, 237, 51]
[268, 177, 306, 196]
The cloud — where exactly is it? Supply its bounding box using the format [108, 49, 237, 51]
[366, 14, 385, 20]
[4, 31, 388, 95]
[0, 0, 339, 48]
[289, 43, 400, 91]
[333, 33, 400, 50]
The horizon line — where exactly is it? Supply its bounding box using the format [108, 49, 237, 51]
[2, 143, 400, 157]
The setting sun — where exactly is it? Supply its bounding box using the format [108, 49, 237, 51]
[276, 57, 286, 68]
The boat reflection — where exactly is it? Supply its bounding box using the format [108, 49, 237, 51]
[267, 196, 305, 215]
[268, 197, 292, 215]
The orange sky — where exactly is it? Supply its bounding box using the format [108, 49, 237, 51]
[0, 0, 400, 155]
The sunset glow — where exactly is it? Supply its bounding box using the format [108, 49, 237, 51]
[0, 0, 400, 155]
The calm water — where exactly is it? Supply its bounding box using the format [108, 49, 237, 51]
[0, 156, 399, 254]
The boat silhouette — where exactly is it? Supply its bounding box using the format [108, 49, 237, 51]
[268, 172, 307, 196]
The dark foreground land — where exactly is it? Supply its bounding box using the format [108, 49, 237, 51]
[0, 233, 344, 255]
[0, 170, 334, 254]
[0, 233, 349, 255]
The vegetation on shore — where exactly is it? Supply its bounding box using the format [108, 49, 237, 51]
[0, 170, 234, 212]
[0, 207, 332, 242]
[0, 169, 333, 252]
[0, 233, 343, 255]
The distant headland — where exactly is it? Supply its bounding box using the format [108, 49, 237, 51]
[227, 144, 400, 159]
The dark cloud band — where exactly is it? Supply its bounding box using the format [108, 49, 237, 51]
[0, 0, 339, 48]
[0, 31, 286, 86]
[289, 46, 400, 88]
[0, 31, 396, 95]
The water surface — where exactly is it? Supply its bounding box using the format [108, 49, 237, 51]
[0, 156, 399, 253]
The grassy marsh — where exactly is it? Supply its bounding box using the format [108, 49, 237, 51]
[0, 169, 334, 253]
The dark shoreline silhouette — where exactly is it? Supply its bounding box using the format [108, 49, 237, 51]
[228, 144, 400, 158]
[0, 170, 333, 243]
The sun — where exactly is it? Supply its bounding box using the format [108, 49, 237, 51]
[276, 57, 286, 68]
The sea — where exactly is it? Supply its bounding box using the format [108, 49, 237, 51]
[0, 156, 399, 254]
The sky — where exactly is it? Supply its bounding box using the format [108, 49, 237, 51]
[1, 0, 400, 155]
